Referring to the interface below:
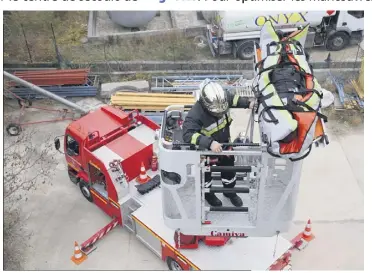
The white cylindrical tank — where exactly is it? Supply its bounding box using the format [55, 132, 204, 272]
[217, 11, 333, 33]
[107, 11, 157, 28]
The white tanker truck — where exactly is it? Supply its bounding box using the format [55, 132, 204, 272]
[205, 10, 364, 60]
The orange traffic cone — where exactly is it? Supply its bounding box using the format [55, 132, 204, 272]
[302, 219, 315, 242]
[71, 241, 87, 265]
[136, 162, 151, 184]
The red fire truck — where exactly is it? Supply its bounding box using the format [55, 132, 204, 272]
[54, 105, 313, 271]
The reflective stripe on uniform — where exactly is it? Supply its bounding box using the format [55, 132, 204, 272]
[232, 94, 239, 107]
[191, 133, 201, 145]
[222, 177, 237, 185]
[201, 115, 233, 137]
[203, 113, 231, 131]
[205, 180, 212, 188]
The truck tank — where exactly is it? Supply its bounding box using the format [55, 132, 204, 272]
[217, 11, 332, 33]
[107, 11, 157, 28]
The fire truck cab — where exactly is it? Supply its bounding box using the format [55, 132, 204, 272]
[55, 106, 159, 222]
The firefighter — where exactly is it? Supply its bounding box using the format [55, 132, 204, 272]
[182, 81, 254, 207]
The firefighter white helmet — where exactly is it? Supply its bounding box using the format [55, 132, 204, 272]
[199, 81, 229, 118]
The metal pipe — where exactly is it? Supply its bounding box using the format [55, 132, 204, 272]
[4, 71, 90, 115]
[208, 187, 250, 194]
[209, 166, 252, 173]
[151, 86, 239, 91]
[151, 74, 243, 80]
[209, 206, 249, 212]
[212, 174, 245, 181]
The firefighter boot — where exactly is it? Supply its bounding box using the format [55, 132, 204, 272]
[205, 193, 222, 207]
[223, 192, 243, 207]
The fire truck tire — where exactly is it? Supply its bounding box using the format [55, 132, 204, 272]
[166, 257, 183, 271]
[6, 123, 22, 136]
[79, 182, 93, 202]
[68, 170, 79, 184]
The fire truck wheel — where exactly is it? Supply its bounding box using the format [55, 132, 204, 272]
[68, 170, 79, 184]
[166, 257, 183, 271]
[6, 123, 22, 136]
[79, 182, 93, 202]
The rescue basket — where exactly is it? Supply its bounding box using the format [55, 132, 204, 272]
[158, 105, 304, 237]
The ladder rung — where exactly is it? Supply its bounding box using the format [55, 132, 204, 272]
[212, 175, 245, 181]
[208, 187, 250, 194]
[209, 206, 249, 212]
[209, 166, 252, 173]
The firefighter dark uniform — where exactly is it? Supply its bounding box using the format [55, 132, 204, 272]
[182, 82, 252, 207]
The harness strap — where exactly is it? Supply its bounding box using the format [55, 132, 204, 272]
[259, 98, 279, 125]
[256, 39, 304, 71]
[267, 145, 313, 162]
[257, 79, 302, 97]
[257, 61, 307, 77]
[258, 92, 275, 101]
[225, 113, 232, 128]
[293, 100, 328, 122]
[256, 81, 323, 123]
[259, 98, 328, 125]
[259, 105, 295, 124]
[289, 145, 313, 162]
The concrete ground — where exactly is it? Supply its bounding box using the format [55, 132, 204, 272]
[3, 96, 363, 270]
[231, 108, 364, 271]
[308, 44, 363, 63]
